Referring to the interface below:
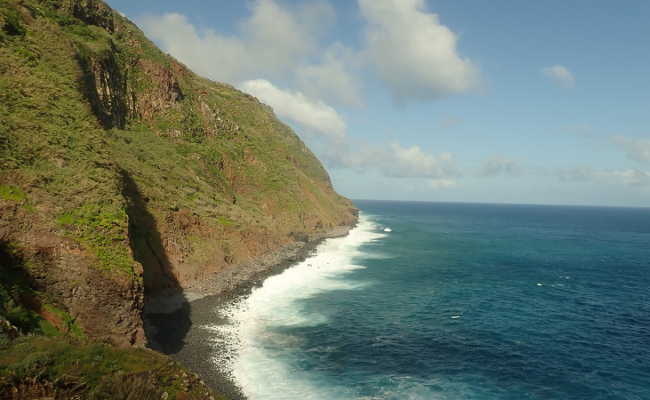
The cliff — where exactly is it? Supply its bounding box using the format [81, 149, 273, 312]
[0, 0, 356, 396]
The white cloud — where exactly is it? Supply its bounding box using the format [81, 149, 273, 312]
[296, 44, 364, 107]
[240, 79, 346, 141]
[542, 65, 575, 88]
[557, 166, 650, 187]
[139, 13, 250, 83]
[429, 179, 457, 189]
[358, 0, 479, 101]
[606, 169, 650, 186]
[140, 0, 481, 106]
[138, 0, 334, 84]
[326, 142, 459, 183]
[613, 136, 650, 163]
[479, 156, 522, 177]
[388, 144, 457, 178]
[241, 0, 333, 69]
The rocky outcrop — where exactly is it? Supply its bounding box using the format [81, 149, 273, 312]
[135, 59, 185, 122]
[66, 0, 115, 33]
[0, 219, 146, 346]
[76, 41, 134, 129]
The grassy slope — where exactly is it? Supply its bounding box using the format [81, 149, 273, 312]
[0, 336, 226, 399]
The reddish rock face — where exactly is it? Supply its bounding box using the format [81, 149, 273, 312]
[67, 0, 116, 33]
[0, 227, 145, 346]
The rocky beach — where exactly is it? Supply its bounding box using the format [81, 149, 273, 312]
[143, 223, 356, 399]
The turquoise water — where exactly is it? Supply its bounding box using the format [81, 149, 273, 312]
[217, 200, 650, 399]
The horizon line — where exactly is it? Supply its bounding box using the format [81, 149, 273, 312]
[351, 198, 650, 210]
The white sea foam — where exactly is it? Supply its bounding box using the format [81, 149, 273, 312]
[208, 214, 384, 400]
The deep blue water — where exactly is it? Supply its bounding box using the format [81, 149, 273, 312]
[226, 200, 650, 399]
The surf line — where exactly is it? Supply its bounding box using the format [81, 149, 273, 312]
[210, 214, 384, 400]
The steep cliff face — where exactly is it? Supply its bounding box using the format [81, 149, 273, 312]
[0, 0, 356, 348]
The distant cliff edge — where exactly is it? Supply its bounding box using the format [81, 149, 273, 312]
[0, 0, 356, 397]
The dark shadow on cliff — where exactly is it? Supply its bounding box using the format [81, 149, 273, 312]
[0, 240, 50, 339]
[75, 43, 128, 130]
[119, 169, 191, 354]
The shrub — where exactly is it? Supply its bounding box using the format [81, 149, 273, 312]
[2, 8, 26, 37]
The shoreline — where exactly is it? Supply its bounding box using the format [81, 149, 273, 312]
[144, 224, 354, 314]
[191, 224, 354, 301]
[143, 223, 357, 400]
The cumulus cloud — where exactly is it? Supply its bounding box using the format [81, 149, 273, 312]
[542, 65, 575, 88]
[613, 136, 650, 163]
[479, 157, 522, 177]
[296, 44, 364, 107]
[140, 0, 482, 106]
[326, 142, 459, 183]
[557, 167, 650, 187]
[387, 144, 457, 178]
[139, 0, 334, 84]
[240, 79, 346, 141]
[358, 0, 479, 101]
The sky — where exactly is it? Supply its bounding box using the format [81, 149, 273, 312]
[106, 0, 650, 207]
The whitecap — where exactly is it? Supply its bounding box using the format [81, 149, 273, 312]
[209, 214, 385, 400]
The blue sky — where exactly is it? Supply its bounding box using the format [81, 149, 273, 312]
[106, 0, 650, 207]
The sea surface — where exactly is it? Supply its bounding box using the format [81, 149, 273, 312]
[212, 200, 650, 400]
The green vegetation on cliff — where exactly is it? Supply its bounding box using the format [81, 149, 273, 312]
[1, 336, 225, 399]
[0, 0, 356, 397]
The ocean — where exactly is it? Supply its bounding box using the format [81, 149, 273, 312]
[211, 200, 650, 399]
